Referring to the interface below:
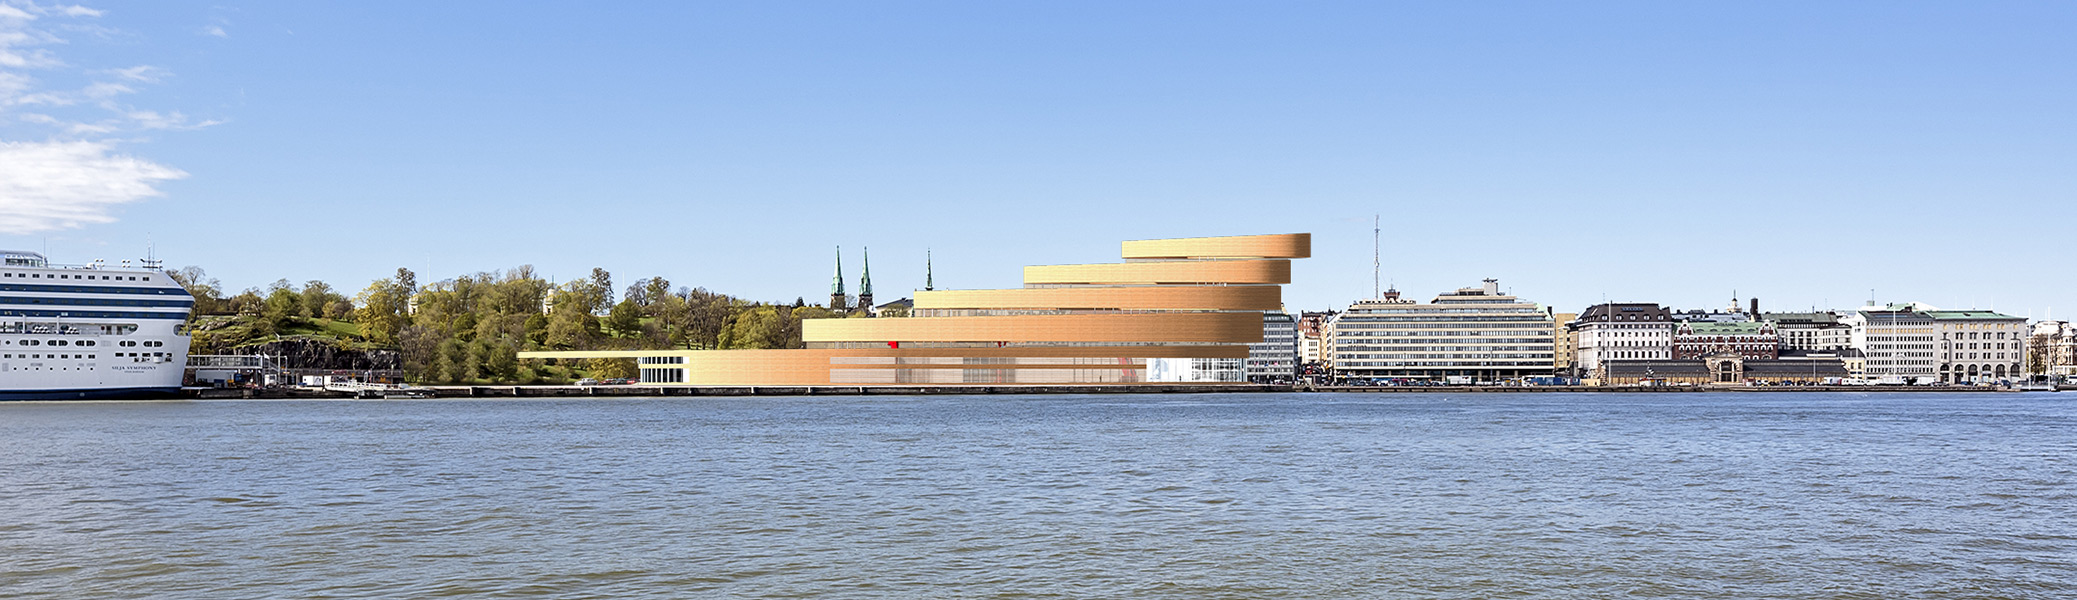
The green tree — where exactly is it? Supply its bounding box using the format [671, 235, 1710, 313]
[545, 311, 591, 350]
[606, 299, 644, 336]
[323, 299, 354, 320]
[524, 313, 550, 345]
[587, 357, 637, 380]
[481, 339, 519, 381]
[354, 272, 415, 346]
[263, 284, 301, 328]
[167, 266, 227, 315]
[720, 305, 790, 349]
[299, 280, 338, 319]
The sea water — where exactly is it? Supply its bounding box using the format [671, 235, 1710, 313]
[3, 392, 2073, 598]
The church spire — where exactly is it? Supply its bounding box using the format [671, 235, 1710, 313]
[857, 247, 875, 313]
[829, 246, 847, 310]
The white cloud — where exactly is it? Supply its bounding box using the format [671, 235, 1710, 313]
[125, 108, 219, 130]
[200, 24, 225, 38]
[0, 2, 213, 231]
[0, 69, 26, 96]
[0, 139, 186, 234]
[80, 80, 127, 98]
[106, 64, 162, 82]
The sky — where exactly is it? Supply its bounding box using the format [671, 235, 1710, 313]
[1, 1, 2073, 318]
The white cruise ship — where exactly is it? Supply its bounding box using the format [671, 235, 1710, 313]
[1, 250, 193, 399]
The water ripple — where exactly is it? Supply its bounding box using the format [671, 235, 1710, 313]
[0, 393, 2072, 598]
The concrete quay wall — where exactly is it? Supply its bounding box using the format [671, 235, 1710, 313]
[420, 383, 1297, 398]
[178, 383, 2056, 399]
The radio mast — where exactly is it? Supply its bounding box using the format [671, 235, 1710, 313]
[1372, 214, 1380, 300]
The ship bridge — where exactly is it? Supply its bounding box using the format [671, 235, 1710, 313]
[2, 251, 48, 268]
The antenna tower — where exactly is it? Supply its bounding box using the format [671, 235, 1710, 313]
[1372, 214, 1380, 300]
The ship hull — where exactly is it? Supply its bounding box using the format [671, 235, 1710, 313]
[0, 387, 182, 400]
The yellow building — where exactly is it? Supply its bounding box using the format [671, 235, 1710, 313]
[1552, 311, 1577, 376]
[522, 233, 1310, 385]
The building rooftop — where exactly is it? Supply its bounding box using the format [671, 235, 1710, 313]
[1678, 321, 1773, 335]
[1763, 311, 1840, 325]
[1576, 303, 1670, 323]
[1922, 310, 2022, 321]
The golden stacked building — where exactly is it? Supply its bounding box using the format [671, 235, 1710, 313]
[522, 233, 1310, 385]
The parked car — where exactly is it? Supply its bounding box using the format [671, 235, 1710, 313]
[576, 378, 599, 386]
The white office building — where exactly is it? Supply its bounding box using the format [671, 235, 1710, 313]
[1571, 303, 1673, 375]
[1245, 311, 1299, 382]
[1327, 279, 1555, 382]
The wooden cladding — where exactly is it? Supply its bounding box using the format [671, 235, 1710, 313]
[804, 312, 1264, 344]
[522, 232, 1307, 385]
[1023, 260, 1290, 285]
[1121, 233, 1311, 260]
[519, 346, 1252, 386]
[913, 286, 1281, 311]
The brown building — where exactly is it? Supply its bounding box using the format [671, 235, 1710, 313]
[1603, 352, 1848, 386]
[524, 233, 1310, 385]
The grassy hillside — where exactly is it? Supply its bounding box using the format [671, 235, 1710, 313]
[188, 315, 386, 355]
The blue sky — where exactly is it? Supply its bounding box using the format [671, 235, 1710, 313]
[2, 1, 2073, 318]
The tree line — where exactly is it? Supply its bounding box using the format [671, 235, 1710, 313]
[168, 265, 853, 385]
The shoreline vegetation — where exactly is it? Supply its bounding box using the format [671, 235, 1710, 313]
[169, 265, 874, 386]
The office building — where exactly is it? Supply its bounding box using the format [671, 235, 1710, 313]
[1767, 311, 1852, 351]
[1845, 302, 1939, 381]
[1327, 279, 1555, 382]
[1571, 303, 1672, 374]
[1246, 311, 1299, 382]
[1926, 309, 2027, 383]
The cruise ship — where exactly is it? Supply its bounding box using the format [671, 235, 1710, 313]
[1, 250, 193, 399]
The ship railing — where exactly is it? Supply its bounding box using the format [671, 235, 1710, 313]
[37, 258, 167, 272]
